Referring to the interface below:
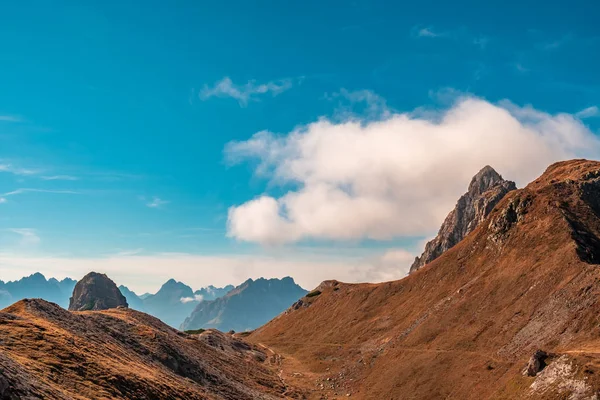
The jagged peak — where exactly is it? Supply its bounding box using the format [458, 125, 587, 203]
[468, 165, 507, 196]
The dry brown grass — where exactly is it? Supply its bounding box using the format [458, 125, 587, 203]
[250, 160, 600, 399]
[0, 299, 297, 399]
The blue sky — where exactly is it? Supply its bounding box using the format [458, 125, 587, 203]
[0, 0, 599, 292]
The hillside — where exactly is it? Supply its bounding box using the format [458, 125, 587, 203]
[249, 160, 600, 399]
[0, 298, 299, 399]
[181, 277, 307, 332]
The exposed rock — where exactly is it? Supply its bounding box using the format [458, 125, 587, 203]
[410, 165, 516, 273]
[68, 272, 128, 311]
[523, 350, 548, 376]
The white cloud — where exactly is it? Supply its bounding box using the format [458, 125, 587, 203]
[0, 250, 412, 293]
[41, 175, 79, 181]
[226, 95, 600, 245]
[9, 229, 40, 246]
[199, 77, 294, 107]
[576, 106, 599, 119]
[354, 249, 415, 283]
[146, 197, 169, 208]
[413, 26, 440, 38]
[180, 294, 204, 303]
[0, 198, 6, 204]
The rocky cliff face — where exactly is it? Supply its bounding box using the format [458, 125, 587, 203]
[409, 165, 516, 273]
[68, 272, 128, 311]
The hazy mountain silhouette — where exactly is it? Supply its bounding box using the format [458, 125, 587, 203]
[181, 277, 307, 332]
[0, 273, 76, 309]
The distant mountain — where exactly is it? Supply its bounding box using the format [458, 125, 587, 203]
[140, 279, 199, 328]
[0, 273, 76, 309]
[0, 273, 234, 329]
[118, 285, 146, 311]
[136, 280, 235, 328]
[194, 284, 234, 301]
[181, 277, 307, 332]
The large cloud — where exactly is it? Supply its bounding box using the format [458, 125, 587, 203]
[226, 96, 600, 245]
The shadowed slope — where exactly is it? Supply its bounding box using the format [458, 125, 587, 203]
[250, 159, 600, 399]
[0, 298, 298, 399]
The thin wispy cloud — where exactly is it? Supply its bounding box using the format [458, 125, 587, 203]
[0, 198, 6, 204]
[411, 25, 489, 49]
[41, 175, 79, 181]
[576, 106, 599, 119]
[146, 196, 169, 208]
[199, 77, 296, 107]
[514, 63, 530, 74]
[2, 188, 81, 197]
[541, 34, 573, 50]
[0, 115, 23, 122]
[0, 164, 39, 176]
[9, 228, 40, 246]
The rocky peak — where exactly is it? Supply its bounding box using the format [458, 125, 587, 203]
[468, 165, 504, 196]
[409, 166, 517, 273]
[68, 272, 128, 311]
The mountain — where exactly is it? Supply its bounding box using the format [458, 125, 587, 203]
[118, 285, 146, 311]
[194, 284, 234, 301]
[141, 279, 198, 328]
[181, 277, 307, 333]
[0, 298, 291, 399]
[69, 272, 128, 311]
[0, 273, 76, 309]
[248, 160, 600, 399]
[0, 273, 234, 328]
[410, 165, 516, 273]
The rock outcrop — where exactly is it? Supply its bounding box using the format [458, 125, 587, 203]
[68, 272, 128, 311]
[409, 165, 516, 273]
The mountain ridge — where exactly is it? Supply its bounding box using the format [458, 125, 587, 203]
[249, 159, 600, 399]
[181, 277, 307, 332]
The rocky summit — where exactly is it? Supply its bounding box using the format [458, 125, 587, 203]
[68, 272, 128, 311]
[409, 165, 516, 273]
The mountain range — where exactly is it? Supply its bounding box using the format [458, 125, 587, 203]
[0, 273, 76, 309]
[0, 273, 303, 331]
[3, 160, 600, 398]
[181, 277, 308, 332]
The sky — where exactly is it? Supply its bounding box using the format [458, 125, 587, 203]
[1, 0, 599, 293]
